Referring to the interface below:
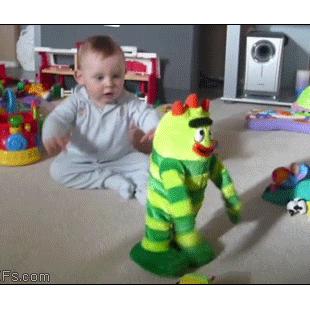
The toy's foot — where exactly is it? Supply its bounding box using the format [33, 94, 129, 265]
[182, 241, 216, 268]
[130, 242, 190, 277]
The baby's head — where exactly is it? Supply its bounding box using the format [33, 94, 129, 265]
[75, 35, 126, 107]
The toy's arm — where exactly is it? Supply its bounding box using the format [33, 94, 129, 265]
[160, 159, 203, 248]
[210, 156, 242, 223]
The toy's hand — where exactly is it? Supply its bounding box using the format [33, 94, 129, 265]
[43, 134, 70, 156]
[226, 201, 242, 224]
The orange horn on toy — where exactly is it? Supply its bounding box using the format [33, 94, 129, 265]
[172, 100, 186, 115]
[185, 93, 199, 108]
[201, 99, 211, 112]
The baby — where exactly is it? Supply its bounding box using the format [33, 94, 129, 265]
[42, 35, 160, 205]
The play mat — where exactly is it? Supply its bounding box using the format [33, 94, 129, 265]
[246, 86, 310, 134]
[246, 109, 310, 134]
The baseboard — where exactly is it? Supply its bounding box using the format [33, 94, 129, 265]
[0, 60, 19, 68]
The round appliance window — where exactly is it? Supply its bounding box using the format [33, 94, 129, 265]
[251, 40, 275, 63]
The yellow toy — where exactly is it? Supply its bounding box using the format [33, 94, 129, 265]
[177, 273, 215, 284]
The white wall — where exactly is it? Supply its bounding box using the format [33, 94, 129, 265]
[0, 25, 20, 66]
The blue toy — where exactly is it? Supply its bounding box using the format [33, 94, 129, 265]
[5, 88, 17, 114]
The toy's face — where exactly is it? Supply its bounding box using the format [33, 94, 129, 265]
[191, 124, 214, 158]
[153, 94, 216, 161]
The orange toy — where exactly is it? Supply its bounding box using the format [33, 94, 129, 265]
[272, 167, 292, 186]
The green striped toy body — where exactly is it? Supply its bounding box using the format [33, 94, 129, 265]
[142, 150, 240, 253]
[130, 94, 242, 277]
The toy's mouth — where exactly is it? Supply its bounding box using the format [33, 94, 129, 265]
[192, 142, 216, 158]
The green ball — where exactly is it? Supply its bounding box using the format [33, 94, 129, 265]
[9, 114, 24, 127]
[17, 81, 25, 91]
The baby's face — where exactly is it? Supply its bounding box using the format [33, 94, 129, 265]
[76, 51, 125, 107]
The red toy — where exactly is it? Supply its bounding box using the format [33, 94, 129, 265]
[0, 64, 20, 86]
[123, 49, 160, 104]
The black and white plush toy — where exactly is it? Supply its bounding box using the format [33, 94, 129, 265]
[286, 198, 308, 216]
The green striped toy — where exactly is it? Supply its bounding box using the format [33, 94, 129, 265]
[130, 94, 242, 277]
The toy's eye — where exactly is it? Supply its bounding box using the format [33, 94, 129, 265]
[195, 128, 205, 143]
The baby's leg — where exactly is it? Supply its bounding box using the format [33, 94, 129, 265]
[104, 174, 135, 200]
[50, 151, 149, 203]
[50, 152, 113, 189]
[126, 153, 149, 206]
[50, 152, 136, 200]
[108, 152, 150, 206]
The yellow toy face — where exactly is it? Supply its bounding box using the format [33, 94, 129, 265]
[153, 94, 216, 161]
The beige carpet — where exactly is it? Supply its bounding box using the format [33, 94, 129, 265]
[2, 98, 310, 284]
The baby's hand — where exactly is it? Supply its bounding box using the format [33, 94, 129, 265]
[140, 129, 156, 144]
[129, 126, 155, 154]
[43, 134, 70, 156]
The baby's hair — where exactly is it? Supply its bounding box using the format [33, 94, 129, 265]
[77, 35, 124, 69]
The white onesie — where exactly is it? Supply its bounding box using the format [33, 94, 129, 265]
[42, 85, 160, 205]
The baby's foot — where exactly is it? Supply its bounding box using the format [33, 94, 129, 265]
[135, 187, 147, 206]
[104, 175, 135, 200]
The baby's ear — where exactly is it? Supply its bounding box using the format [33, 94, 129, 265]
[74, 69, 84, 85]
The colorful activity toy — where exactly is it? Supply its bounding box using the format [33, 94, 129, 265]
[0, 88, 42, 166]
[130, 93, 242, 277]
[246, 109, 310, 134]
[246, 86, 310, 134]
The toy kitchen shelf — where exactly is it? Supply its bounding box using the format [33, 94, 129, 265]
[35, 47, 77, 75]
[34, 46, 160, 104]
